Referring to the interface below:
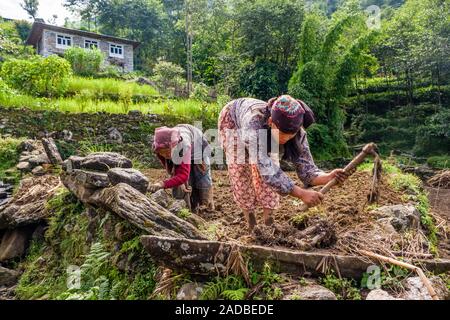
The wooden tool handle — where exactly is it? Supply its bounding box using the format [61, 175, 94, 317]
[298, 143, 377, 212]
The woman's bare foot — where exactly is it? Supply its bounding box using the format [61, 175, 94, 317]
[243, 210, 257, 231]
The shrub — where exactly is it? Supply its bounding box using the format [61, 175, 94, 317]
[64, 47, 104, 76]
[427, 156, 450, 169]
[151, 59, 186, 95]
[1, 55, 72, 97]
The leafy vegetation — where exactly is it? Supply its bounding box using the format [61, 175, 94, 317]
[64, 47, 104, 77]
[1, 56, 72, 97]
[16, 190, 157, 300]
[321, 272, 362, 300]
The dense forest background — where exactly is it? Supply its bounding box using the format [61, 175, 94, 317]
[1, 0, 449, 165]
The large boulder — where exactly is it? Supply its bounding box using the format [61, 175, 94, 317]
[400, 276, 449, 300]
[0, 229, 28, 261]
[68, 152, 132, 172]
[0, 266, 19, 286]
[150, 189, 172, 208]
[42, 137, 63, 165]
[107, 168, 149, 194]
[0, 175, 62, 229]
[373, 204, 420, 232]
[366, 289, 402, 300]
[176, 282, 204, 300]
[283, 284, 337, 300]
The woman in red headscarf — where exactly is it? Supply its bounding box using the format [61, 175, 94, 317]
[149, 124, 214, 211]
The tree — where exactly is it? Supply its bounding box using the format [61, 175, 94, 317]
[288, 1, 378, 159]
[21, 0, 39, 20]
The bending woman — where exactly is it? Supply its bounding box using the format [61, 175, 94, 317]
[149, 124, 214, 211]
[218, 95, 350, 231]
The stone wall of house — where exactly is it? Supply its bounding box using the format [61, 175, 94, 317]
[41, 29, 134, 72]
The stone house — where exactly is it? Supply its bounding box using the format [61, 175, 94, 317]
[26, 20, 140, 72]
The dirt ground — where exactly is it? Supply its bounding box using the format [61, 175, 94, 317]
[143, 168, 449, 258]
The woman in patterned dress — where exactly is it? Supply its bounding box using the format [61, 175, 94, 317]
[218, 95, 350, 231]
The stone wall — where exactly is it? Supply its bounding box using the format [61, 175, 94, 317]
[41, 29, 135, 72]
[0, 107, 182, 167]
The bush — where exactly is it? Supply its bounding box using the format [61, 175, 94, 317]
[64, 47, 104, 76]
[427, 156, 450, 169]
[0, 77, 14, 96]
[1, 55, 72, 97]
[151, 59, 186, 95]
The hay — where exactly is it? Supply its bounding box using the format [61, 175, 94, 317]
[427, 170, 450, 188]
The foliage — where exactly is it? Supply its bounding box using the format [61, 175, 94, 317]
[427, 156, 450, 169]
[0, 19, 34, 60]
[321, 272, 362, 300]
[21, 0, 40, 19]
[1, 56, 72, 97]
[200, 275, 247, 300]
[64, 47, 104, 76]
[0, 135, 23, 183]
[151, 59, 186, 96]
[67, 76, 159, 97]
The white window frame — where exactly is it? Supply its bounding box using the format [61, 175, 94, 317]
[56, 33, 72, 49]
[84, 39, 99, 49]
[109, 43, 124, 58]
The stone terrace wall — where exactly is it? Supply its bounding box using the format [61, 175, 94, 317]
[0, 107, 182, 166]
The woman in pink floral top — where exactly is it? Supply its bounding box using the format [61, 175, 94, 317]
[218, 95, 350, 231]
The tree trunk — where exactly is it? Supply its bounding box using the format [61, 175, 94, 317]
[89, 183, 205, 240]
[140, 235, 450, 278]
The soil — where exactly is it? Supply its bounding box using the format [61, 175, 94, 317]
[142, 169, 449, 257]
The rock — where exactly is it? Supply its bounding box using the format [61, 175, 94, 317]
[150, 189, 171, 208]
[176, 282, 204, 300]
[0, 175, 61, 229]
[70, 169, 110, 188]
[0, 229, 28, 261]
[128, 110, 142, 117]
[19, 139, 35, 152]
[284, 285, 337, 300]
[31, 166, 45, 176]
[89, 183, 205, 239]
[107, 127, 123, 144]
[373, 204, 420, 232]
[107, 168, 149, 194]
[42, 137, 63, 165]
[401, 276, 449, 300]
[16, 161, 31, 172]
[27, 154, 50, 168]
[366, 289, 402, 300]
[168, 199, 187, 214]
[74, 152, 132, 172]
[62, 129, 73, 141]
[31, 224, 47, 242]
[0, 266, 19, 286]
[60, 172, 98, 204]
[31, 149, 41, 155]
[62, 156, 85, 172]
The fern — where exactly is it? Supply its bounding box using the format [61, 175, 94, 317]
[200, 276, 247, 300]
[81, 242, 110, 286]
[222, 288, 248, 300]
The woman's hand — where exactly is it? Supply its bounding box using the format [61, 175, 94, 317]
[327, 168, 351, 184]
[148, 182, 164, 193]
[313, 168, 354, 185]
[290, 185, 324, 207]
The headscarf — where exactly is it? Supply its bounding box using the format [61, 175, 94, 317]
[152, 126, 180, 151]
[268, 95, 315, 133]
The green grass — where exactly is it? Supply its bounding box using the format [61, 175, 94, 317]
[0, 135, 23, 183]
[0, 91, 219, 119]
[67, 76, 159, 97]
[427, 155, 450, 169]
